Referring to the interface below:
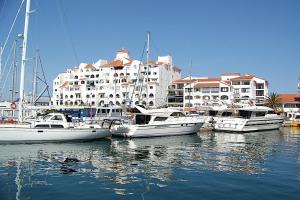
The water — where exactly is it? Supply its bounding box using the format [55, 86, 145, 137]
[0, 128, 299, 200]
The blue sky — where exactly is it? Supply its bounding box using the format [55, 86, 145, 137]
[0, 0, 300, 99]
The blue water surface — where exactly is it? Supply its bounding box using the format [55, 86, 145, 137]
[0, 128, 299, 200]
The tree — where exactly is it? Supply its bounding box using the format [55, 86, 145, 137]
[265, 93, 281, 111]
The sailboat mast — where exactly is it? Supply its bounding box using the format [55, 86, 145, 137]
[32, 49, 38, 105]
[146, 31, 150, 107]
[11, 40, 17, 102]
[19, 0, 31, 122]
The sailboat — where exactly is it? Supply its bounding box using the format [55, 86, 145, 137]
[0, 0, 111, 142]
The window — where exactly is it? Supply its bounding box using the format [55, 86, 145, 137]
[241, 88, 250, 93]
[234, 89, 239, 94]
[149, 93, 154, 98]
[242, 81, 250, 85]
[256, 90, 264, 96]
[221, 95, 228, 100]
[221, 87, 228, 92]
[256, 83, 264, 89]
[154, 117, 168, 121]
[255, 112, 266, 117]
[185, 96, 193, 100]
[202, 87, 210, 93]
[211, 87, 219, 93]
[51, 125, 64, 128]
[232, 81, 240, 85]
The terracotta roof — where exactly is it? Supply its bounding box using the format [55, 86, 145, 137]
[230, 75, 254, 80]
[147, 61, 157, 65]
[59, 81, 69, 88]
[194, 83, 219, 87]
[108, 60, 123, 67]
[278, 94, 300, 103]
[84, 64, 96, 70]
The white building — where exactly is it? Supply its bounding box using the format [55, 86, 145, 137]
[168, 73, 269, 111]
[52, 49, 181, 108]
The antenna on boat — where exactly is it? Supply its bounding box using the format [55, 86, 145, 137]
[19, 0, 31, 122]
[146, 31, 150, 108]
[188, 60, 192, 116]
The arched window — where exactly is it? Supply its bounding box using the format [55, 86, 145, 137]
[120, 73, 124, 76]
[149, 101, 154, 106]
[65, 95, 68, 99]
[74, 75, 78, 79]
[114, 73, 118, 77]
[70, 95, 73, 98]
[142, 101, 146, 105]
[70, 101, 73, 106]
[142, 93, 147, 98]
[203, 95, 210, 100]
[90, 74, 95, 78]
[86, 94, 90, 98]
[116, 94, 120, 98]
[135, 101, 139, 105]
[116, 101, 120, 105]
[109, 94, 113, 98]
[149, 93, 154, 98]
[99, 100, 104, 106]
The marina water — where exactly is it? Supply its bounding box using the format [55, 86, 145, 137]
[1, 128, 299, 200]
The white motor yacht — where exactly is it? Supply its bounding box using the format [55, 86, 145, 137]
[214, 106, 284, 132]
[110, 105, 206, 138]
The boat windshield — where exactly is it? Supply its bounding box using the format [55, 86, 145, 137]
[42, 114, 52, 120]
[238, 110, 252, 119]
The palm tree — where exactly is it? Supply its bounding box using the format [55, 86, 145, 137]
[265, 92, 282, 111]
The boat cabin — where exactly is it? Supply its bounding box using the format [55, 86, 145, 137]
[33, 113, 73, 128]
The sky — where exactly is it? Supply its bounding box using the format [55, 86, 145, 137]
[0, 0, 300, 100]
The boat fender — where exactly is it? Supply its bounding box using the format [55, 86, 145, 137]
[218, 123, 223, 128]
[10, 102, 17, 109]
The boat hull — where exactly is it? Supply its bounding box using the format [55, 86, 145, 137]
[214, 117, 284, 132]
[111, 122, 204, 138]
[0, 127, 111, 142]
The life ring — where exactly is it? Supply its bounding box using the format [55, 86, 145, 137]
[10, 102, 17, 109]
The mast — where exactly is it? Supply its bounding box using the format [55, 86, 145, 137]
[19, 0, 31, 122]
[0, 46, 2, 87]
[188, 60, 192, 116]
[32, 49, 38, 105]
[11, 40, 17, 102]
[146, 31, 150, 107]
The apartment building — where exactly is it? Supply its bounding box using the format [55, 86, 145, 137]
[167, 73, 269, 111]
[52, 49, 181, 108]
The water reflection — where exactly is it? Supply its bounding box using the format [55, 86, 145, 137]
[0, 128, 300, 199]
